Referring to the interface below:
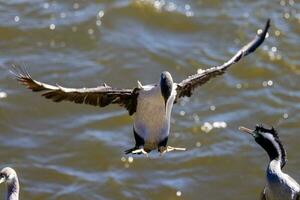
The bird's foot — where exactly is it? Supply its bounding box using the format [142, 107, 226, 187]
[132, 148, 149, 157]
[125, 147, 149, 157]
[159, 146, 186, 156]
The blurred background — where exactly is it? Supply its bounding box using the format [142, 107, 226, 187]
[0, 0, 299, 199]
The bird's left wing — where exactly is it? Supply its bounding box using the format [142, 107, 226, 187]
[175, 19, 270, 100]
[12, 67, 139, 115]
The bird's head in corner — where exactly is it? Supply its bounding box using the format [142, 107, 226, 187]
[0, 167, 17, 184]
[239, 124, 287, 168]
[160, 71, 173, 105]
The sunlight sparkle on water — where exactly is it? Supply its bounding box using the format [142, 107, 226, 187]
[201, 121, 227, 133]
[128, 157, 134, 163]
[289, 0, 295, 5]
[284, 13, 290, 19]
[14, 16, 20, 22]
[49, 24, 56, 30]
[88, 29, 94, 35]
[267, 80, 273, 86]
[271, 47, 277, 52]
[0, 92, 7, 99]
[201, 122, 213, 133]
[236, 83, 242, 89]
[165, 2, 176, 11]
[275, 30, 281, 36]
[180, 110, 185, 116]
[96, 20, 102, 26]
[262, 80, 273, 87]
[98, 10, 104, 18]
[176, 191, 182, 197]
[210, 105, 216, 111]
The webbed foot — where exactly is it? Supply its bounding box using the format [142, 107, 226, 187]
[159, 146, 186, 156]
[132, 148, 149, 157]
[125, 147, 149, 157]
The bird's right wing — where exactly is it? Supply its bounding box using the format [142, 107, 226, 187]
[12, 67, 139, 115]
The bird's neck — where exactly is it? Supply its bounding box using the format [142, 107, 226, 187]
[262, 139, 286, 169]
[6, 178, 19, 200]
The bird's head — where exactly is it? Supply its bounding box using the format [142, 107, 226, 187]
[239, 124, 287, 168]
[0, 167, 18, 184]
[160, 71, 173, 104]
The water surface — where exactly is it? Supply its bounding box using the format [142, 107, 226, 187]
[0, 0, 299, 200]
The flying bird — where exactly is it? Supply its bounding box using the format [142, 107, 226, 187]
[239, 125, 300, 200]
[0, 167, 20, 200]
[13, 19, 270, 156]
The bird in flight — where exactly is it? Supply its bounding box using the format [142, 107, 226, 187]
[12, 19, 270, 156]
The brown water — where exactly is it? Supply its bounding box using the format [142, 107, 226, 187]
[0, 0, 299, 200]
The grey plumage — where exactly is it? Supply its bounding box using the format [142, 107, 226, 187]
[0, 167, 19, 200]
[12, 19, 270, 155]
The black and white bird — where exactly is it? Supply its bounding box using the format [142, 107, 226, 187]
[13, 20, 270, 156]
[239, 125, 300, 200]
[0, 167, 20, 200]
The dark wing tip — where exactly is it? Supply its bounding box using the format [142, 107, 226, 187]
[260, 18, 271, 39]
[265, 18, 271, 31]
[245, 19, 271, 55]
[10, 65, 46, 92]
[10, 64, 29, 79]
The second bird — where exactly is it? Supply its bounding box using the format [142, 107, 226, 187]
[239, 125, 300, 200]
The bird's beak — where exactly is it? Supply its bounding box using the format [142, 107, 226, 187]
[0, 177, 5, 184]
[239, 126, 254, 135]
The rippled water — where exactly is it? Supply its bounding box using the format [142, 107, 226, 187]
[0, 0, 299, 199]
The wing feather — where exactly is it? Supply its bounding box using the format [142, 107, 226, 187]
[176, 19, 270, 100]
[11, 67, 139, 115]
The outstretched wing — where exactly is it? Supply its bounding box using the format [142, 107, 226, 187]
[12, 67, 139, 115]
[175, 19, 270, 100]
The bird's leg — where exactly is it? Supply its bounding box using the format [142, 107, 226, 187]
[125, 128, 148, 156]
[159, 146, 186, 156]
